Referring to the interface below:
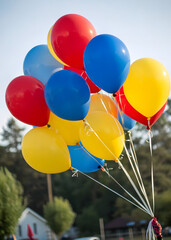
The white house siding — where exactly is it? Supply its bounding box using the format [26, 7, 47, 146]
[15, 208, 57, 240]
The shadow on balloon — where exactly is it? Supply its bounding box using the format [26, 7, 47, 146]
[68, 143, 105, 173]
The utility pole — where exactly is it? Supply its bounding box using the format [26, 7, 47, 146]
[99, 218, 105, 240]
[47, 174, 53, 202]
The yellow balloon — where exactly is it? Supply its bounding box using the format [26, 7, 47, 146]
[48, 112, 82, 145]
[79, 111, 125, 161]
[123, 58, 171, 118]
[22, 127, 71, 174]
[47, 26, 69, 66]
[88, 93, 117, 118]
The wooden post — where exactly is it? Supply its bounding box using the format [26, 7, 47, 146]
[129, 228, 134, 240]
[99, 218, 105, 240]
[47, 174, 53, 202]
[141, 228, 145, 240]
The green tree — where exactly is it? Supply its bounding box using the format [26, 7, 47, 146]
[0, 118, 48, 214]
[44, 196, 76, 239]
[156, 190, 171, 225]
[1, 118, 24, 152]
[76, 205, 100, 236]
[0, 168, 24, 239]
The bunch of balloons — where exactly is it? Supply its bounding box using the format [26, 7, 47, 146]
[5, 14, 171, 175]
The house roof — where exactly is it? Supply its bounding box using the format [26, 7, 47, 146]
[105, 217, 148, 230]
[18, 208, 47, 224]
[105, 217, 134, 230]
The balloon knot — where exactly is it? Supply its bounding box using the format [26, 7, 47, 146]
[146, 125, 151, 130]
[101, 167, 105, 172]
[152, 216, 163, 239]
[147, 117, 151, 130]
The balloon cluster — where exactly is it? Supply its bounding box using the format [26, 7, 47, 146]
[5, 14, 171, 175]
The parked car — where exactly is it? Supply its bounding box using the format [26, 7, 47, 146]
[74, 237, 100, 240]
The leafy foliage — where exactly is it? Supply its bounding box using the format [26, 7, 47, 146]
[0, 119, 48, 214]
[0, 168, 24, 239]
[44, 197, 76, 237]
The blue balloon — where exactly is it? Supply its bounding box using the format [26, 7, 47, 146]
[118, 111, 136, 130]
[23, 44, 63, 85]
[84, 34, 130, 93]
[45, 70, 90, 121]
[68, 144, 105, 173]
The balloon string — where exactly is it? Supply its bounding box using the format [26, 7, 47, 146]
[98, 94, 109, 113]
[128, 131, 154, 216]
[147, 129, 155, 214]
[151, 159, 155, 214]
[146, 219, 155, 240]
[129, 144, 154, 216]
[118, 160, 153, 216]
[126, 145, 153, 216]
[78, 170, 151, 216]
[84, 95, 153, 215]
[78, 143, 151, 214]
[111, 96, 153, 215]
[112, 93, 125, 126]
[106, 168, 151, 214]
[113, 95, 154, 215]
[83, 119, 119, 161]
[84, 106, 153, 214]
[148, 129, 153, 157]
[128, 131, 139, 165]
[107, 110, 153, 215]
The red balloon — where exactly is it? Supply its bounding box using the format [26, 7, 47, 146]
[115, 87, 167, 129]
[6, 76, 50, 126]
[64, 66, 100, 93]
[51, 14, 96, 69]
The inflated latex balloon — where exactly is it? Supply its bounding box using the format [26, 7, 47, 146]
[45, 70, 90, 121]
[84, 34, 130, 93]
[88, 93, 117, 118]
[5, 76, 50, 126]
[64, 66, 100, 93]
[48, 112, 82, 145]
[47, 26, 68, 66]
[22, 127, 71, 174]
[123, 58, 170, 118]
[68, 144, 105, 173]
[23, 45, 63, 85]
[51, 14, 96, 69]
[115, 87, 167, 129]
[79, 111, 125, 161]
[118, 111, 136, 130]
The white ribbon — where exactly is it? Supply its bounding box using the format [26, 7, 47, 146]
[146, 219, 155, 240]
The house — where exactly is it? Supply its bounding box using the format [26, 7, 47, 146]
[15, 208, 57, 240]
[104, 217, 147, 239]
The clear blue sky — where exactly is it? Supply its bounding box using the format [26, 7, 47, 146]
[0, 0, 171, 134]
